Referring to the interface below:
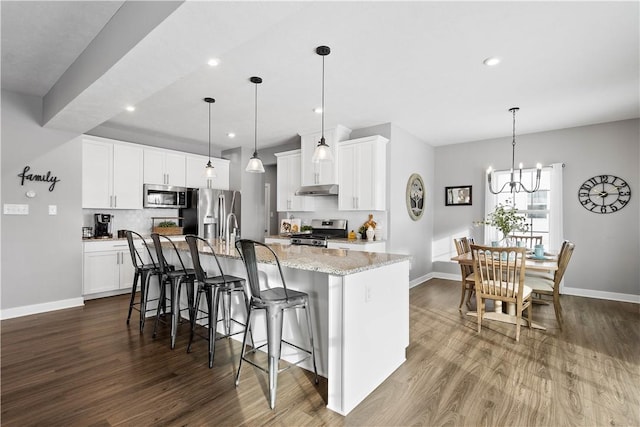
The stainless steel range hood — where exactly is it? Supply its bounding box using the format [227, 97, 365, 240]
[295, 184, 339, 196]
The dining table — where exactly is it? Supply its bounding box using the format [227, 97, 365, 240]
[451, 250, 558, 330]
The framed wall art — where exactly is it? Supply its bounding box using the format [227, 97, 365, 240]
[445, 185, 472, 206]
[406, 173, 425, 221]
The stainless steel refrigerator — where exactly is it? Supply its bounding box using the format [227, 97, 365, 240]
[180, 189, 241, 240]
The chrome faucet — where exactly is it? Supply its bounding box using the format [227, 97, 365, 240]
[225, 212, 239, 243]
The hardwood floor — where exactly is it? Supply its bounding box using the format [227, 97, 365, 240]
[2, 278, 639, 426]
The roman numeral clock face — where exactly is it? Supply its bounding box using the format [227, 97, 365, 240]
[578, 175, 631, 214]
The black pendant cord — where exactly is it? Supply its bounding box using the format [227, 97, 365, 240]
[321, 53, 325, 143]
[511, 107, 517, 175]
[254, 82, 258, 156]
[208, 101, 212, 162]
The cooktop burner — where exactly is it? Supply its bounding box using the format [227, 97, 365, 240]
[290, 219, 347, 247]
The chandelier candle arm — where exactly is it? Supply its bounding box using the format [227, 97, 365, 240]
[312, 45, 333, 163]
[245, 76, 265, 173]
[204, 97, 217, 178]
[487, 107, 541, 194]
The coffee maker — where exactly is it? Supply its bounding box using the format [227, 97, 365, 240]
[94, 214, 113, 238]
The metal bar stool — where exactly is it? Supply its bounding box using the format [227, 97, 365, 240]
[234, 239, 318, 409]
[150, 233, 197, 349]
[125, 230, 169, 332]
[185, 235, 252, 368]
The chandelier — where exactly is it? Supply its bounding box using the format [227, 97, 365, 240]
[487, 107, 541, 194]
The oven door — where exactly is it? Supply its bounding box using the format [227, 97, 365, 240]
[143, 184, 187, 208]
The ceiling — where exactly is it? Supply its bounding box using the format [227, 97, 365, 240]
[2, 1, 638, 152]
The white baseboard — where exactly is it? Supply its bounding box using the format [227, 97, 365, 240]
[1, 297, 85, 320]
[416, 273, 640, 304]
[562, 286, 640, 304]
[428, 272, 460, 282]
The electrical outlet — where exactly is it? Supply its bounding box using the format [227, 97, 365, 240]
[48, 205, 57, 215]
[365, 284, 372, 302]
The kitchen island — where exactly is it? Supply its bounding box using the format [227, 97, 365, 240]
[169, 239, 411, 415]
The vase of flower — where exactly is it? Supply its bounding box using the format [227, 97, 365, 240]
[475, 199, 528, 244]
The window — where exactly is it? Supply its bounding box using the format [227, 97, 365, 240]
[485, 163, 564, 250]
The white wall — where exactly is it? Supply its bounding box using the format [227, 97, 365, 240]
[1, 90, 84, 315]
[433, 119, 640, 300]
[386, 124, 434, 285]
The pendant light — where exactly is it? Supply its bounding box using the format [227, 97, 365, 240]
[312, 45, 333, 163]
[204, 97, 217, 178]
[245, 76, 265, 173]
[486, 107, 541, 194]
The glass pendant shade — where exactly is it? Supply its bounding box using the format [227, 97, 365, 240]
[246, 154, 265, 173]
[204, 97, 216, 178]
[312, 46, 333, 164]
[245, 76, 265, 173]
[312, 138, 333, 163]
[205, 160, 216, 178]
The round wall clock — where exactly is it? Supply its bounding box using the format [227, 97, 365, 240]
[406, 173, 424, 221]
[578, 174, 631, 214]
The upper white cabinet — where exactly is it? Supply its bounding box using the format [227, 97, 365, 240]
[300, 125, 352, 186]
[337, 135, 388, 211]
[143, 148, 186, 187]
[276, 149, 313, 212]
[185, 154, 230, 190]
[82, 136, 143, 209]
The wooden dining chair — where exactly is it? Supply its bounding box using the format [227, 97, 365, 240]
[509, 234, 543, 249]
[453, 237, 475, 310]
[470, 244, 532, 342]
[524, 240, 575, 329]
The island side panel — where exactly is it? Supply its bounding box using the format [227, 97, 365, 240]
[215, 256, 331, 377]
[335, 259, 410, 415]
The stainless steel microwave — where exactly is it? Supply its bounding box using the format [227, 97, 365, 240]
[143, 184, 188, 209]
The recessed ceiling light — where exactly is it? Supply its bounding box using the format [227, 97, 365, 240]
[483, 57, 501, 67]
[314, 107, 323, 114]
[207, 58, 220, 67]
[227, 132, 236, 138]
[125, 105, 135, 112]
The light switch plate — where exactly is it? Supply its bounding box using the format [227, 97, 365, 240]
[48, 205, 57, 215]
[3, 204, 29, 215]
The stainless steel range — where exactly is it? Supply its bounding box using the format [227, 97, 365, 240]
[290, 219, 348, 247]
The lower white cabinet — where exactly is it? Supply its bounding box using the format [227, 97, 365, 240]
[83, 240, 139, 297]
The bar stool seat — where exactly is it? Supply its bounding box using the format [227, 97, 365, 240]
[234, 239, 318, 410]
[150, 233, 197, 349]
[125, 230, 171, 332]
[185, 235, 252, 368]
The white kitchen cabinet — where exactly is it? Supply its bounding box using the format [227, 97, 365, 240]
[144, 148, 186, 187]
[300, 125, 352, 186]
[327, 240, 386, 253]
[337, 135, 388, 211]
[83, 240, 138, 297]
[82, 136, 143, 209]
[185, 154, 230, 190]
[276, 149, 313, 212]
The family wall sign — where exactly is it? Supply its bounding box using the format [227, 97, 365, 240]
[17, 166, 60, 191]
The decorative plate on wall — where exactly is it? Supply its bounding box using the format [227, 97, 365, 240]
[406, 173, 425, 221]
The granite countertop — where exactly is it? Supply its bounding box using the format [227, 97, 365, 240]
[172, 239, 409, 276]
[265, 235, 385, 245]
